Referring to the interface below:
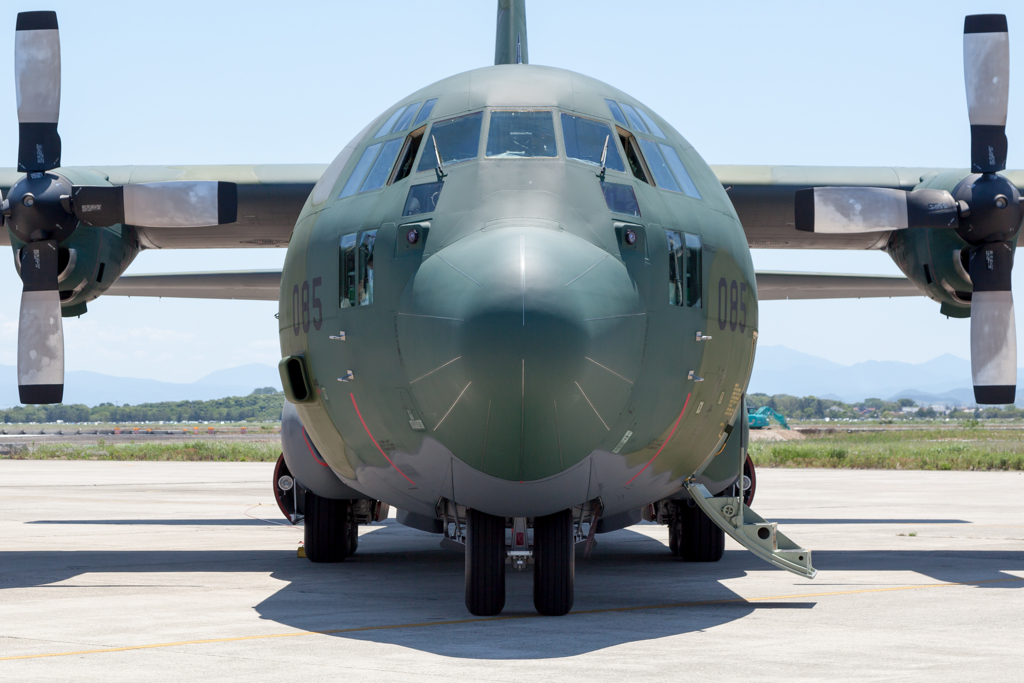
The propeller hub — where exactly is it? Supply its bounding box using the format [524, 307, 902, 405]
[5, 172, 77, 244]
[953, 173, 1023, 246]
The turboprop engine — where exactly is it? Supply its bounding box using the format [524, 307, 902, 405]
[796, 15, 1024, 404]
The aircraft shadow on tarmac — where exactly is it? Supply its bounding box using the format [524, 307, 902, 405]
[4, 520, 1022, 659]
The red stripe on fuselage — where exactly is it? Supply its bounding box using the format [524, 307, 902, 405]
[302, 427, 330, 467]
[350, 393, 416, 486]
[624, 393, 691, 486]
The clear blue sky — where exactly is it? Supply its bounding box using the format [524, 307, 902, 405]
[0, 1, 1021, 382]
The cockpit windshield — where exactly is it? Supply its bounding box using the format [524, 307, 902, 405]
[417, 111, 484, 172]
[486, 111, 557, 158]
[561, 113, 624, 171]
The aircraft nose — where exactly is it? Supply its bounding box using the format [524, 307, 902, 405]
[397, 227, 646, 481]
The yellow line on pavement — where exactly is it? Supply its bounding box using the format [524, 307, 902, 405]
[3, 576, 1021, 661]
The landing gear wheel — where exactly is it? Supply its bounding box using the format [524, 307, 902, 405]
[465, 508, 506, 616]
[303, 491, 354, 563]
[347, 505, 359, 556]
[673, 501, 724, 562]
[533, 508, 575, 616]
[743, 453, 757, 507]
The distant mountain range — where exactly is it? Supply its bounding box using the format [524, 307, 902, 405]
[0, 348, 1003, 408]
[748, 346, 1010, 406]
[0, 363, 282, 408]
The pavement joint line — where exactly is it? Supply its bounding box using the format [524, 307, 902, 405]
[2, 576, 1021, 662]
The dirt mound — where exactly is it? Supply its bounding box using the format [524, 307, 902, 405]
[748, 427, 806, 442]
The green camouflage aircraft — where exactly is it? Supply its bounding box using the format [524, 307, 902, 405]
[2, 3, 1020, 616]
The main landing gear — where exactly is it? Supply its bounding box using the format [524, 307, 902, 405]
[304, 491, 358, 563]
[463, 508, 577, 617]
[663, 454, 757, 562]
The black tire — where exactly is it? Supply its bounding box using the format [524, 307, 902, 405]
[533, 508, 575, 616]
[465, 508, 506, 616]
[303, 492, 354, 563]
[668, 523, 680, 556]
[347, 505, 359, 556]
[675, 501, 725, 562]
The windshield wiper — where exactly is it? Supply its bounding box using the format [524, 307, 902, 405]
[597, 134, 609, 180]
[432, 135, 448, 181]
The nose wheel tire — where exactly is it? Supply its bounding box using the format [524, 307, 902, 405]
[533, 508, 575, 616]
[672, 501, 724, 562]
[303, 492, 355, 563]
[465, 508, 506, 616]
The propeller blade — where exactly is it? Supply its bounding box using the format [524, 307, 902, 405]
[969, 242, 1016, 404]
[71, 181, 238, 228]
[17, 240, 64, 404]
[965, 14, 1009, 173]
[794, 187, 960, 234]
[15, 11, 61, 172]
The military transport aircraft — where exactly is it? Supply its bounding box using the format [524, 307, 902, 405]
[1, 2, 1020, 617]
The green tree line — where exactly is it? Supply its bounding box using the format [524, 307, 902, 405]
[746, 393, 1023, 420]
[3, 388, 285, 424]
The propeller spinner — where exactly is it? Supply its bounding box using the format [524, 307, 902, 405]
[3, 11, 238, 404]
[794, 14, 1024, 405]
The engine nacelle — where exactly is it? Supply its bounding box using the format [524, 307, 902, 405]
[8, 168, 140, 318]
[886, 170, 1020, 319]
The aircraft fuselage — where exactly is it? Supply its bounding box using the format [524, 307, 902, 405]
[279, 65, 757, 521]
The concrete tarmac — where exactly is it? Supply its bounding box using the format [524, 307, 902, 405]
[1, 461, 1022, 682]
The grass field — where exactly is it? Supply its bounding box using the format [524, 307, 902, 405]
[1, 440, 281, 462]
[750, 426, 1024, 470]
[4, 424, 1024, 470]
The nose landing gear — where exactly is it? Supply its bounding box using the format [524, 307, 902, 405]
[532, 508, 575, 616]
[465, 508, 507, 616]
[463, 507, 578, 617]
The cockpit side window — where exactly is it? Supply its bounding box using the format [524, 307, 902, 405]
[605, 99, 628, 127]
[600, 182, 641, 217]
[339, 143, 382, 198]
[667, 230, 702, 308]
[637, 109, 666, 139]
[486, 111, 557, 158]
[616, 127, 650, 184]
[618, 103, 650, 134]
[658, 144, 702, 199]
[606, 98, 667, 139]
[340, 229, 378, 308]
[392, 102, 422, 134]
[637, 138, 681, 193]
[416, 111, 484, 172]
[374, 109, 405, 139]
[390, 126, 427, 185]
[561, 113, 624, 171]
[360, 137, 405, 193]
[413, 98, 437, 128]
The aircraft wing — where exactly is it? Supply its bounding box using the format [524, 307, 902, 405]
[0, 164, 326, 248]
[713, 165, 1024, 250]
[105, 269, 922, 302]
[105, 270, 280, 300]
[755, 272, 920, 300]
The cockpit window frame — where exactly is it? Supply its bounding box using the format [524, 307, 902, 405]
[484, 109, 560, 161]
[416, 110, 486, 174]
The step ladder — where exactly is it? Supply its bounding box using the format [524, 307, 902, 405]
[684, 480, 817, 578]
